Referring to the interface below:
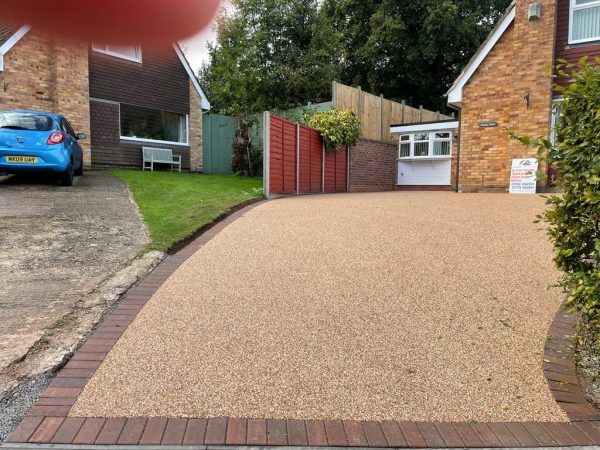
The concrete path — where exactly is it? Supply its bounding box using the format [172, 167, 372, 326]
[0, 173, 148, 373]
[69, 192, 566, 423]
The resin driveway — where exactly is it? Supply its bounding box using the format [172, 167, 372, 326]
[70, 192, 568, 423]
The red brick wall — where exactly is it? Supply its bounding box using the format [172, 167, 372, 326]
[348, 139, 397, 192]
[555, 0, 600, 88]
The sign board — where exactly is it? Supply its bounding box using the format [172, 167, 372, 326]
[509, 158, 539, 194]
[479, 122, 498, 128]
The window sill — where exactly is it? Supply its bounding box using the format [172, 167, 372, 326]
[567, 38, 600, 47]
[398, 156, 452, 161]
[120, 136, 190, 147]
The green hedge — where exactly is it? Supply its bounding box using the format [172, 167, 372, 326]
[514, 57, 600, 338]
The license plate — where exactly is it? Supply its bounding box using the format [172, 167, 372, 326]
[6, 156, 38, 164]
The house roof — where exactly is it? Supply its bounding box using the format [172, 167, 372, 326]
[0, 21, 210, 110]
[0, 19, 19, 47]
[446, 1, 516, 108]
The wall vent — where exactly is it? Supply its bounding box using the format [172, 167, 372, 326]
[529, 2, 542, 20]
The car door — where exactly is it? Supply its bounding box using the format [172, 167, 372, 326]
[61, 118, 83, 168]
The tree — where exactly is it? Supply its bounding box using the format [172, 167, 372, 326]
[199, 0, 340, 115]
[321, 0, 512, 111]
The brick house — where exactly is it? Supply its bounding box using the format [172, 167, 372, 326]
[0, 21, 210, 171]
[445, 0, 600, 192]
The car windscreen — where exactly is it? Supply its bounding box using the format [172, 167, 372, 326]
[0, 113, 55, 131]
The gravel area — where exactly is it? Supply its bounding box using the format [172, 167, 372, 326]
[70, 192, 568, 422]
[0, 373, 53, 443]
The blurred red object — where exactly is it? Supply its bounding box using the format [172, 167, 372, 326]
[2, 0, 221, 45]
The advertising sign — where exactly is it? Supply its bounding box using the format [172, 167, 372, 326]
[509, 158, 539, 194]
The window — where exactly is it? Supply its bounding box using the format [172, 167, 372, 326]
[120, 104, 188, 145]
[570, 0, 600, 44]
[399, 135, 411, 157]
[433, 132, 452, 156]
[398, 131, 453, 159]
[550, 99, 563, 145]
[0, 112, 54, 131]
[92, 43, 142, 62]
[61, 119, 76, 138]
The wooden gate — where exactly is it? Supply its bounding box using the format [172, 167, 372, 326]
[202, 113, 236, 174]
[263, 112, 348, 198]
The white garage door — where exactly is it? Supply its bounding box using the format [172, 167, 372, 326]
[397, 159, 452, 186]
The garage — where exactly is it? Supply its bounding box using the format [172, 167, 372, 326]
[390, 120, 459, 188]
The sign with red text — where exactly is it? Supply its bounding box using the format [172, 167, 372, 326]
[509, 158, 539, 194]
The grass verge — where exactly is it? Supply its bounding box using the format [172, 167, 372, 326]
[113, 170, 263, 252]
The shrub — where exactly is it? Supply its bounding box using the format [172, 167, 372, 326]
[512, 57, 600, 339]
[305, 108, 361, 151]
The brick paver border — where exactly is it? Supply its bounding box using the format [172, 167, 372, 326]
[5, 198, 600, 448]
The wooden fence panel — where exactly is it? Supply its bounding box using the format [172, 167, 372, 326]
[266, 114, 346, 197]
[332, 81, 452, 144]
[298, 125, 323, 194]
[269, 115, 298, 195]
[324, 147, 348, 194]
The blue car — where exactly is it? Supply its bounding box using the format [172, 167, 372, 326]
[0, 110, 85, 186]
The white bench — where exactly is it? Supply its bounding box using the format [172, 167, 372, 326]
[142, 147, 182, 172]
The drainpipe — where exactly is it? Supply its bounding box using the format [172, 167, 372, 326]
[448, 105, 462, 193]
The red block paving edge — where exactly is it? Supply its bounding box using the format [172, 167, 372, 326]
[6, 197, 600, 447]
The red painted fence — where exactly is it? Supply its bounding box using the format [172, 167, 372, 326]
[264, 113, 348, 197]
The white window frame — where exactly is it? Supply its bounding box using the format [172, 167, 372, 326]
[569, 0, 600, 44]
[550, 98, 564, 146]
[92, 43, 142, 63]
[398, 131, 453, 160]
[119, 104, 190, 147]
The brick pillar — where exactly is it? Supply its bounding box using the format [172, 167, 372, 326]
[53, 39, 92, 168]
[189, 80, 203, 172]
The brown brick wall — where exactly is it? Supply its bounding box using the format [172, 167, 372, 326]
[348, 139, 397, 192]
[0, 30, 92, 166]
[459, 0, 556, 192]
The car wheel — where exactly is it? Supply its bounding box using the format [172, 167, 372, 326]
[60, 160, 74, 186]
[74, 162, 84, 176]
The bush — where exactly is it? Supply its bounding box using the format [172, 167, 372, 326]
[305, 108, 361, 151]
[513, 57, 600, 338]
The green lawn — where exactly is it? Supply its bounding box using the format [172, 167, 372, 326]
[113, 170, 263, 252]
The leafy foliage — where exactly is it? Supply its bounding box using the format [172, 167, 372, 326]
[200, 0, 511, 115]
[199, 0, 341, 115]
[320, 0, 512, 111]
[306, 109, 361, 151]
[511, 58, 600, 337]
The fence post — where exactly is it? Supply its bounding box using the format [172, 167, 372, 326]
[296, 123, 300, 196]
[263, 111, 270, 199]
[380, 94, 384, 141]
[322, 142, 325, 194]
[357, 86, 363, 125]
[401, 100, 406, 124]
[332, 81, 337, 108]
[346, 145, 350, 193]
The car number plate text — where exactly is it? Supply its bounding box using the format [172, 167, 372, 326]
[6, 156, 38, 164]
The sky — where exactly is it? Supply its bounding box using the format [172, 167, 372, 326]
[182, 25, 216, 74]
